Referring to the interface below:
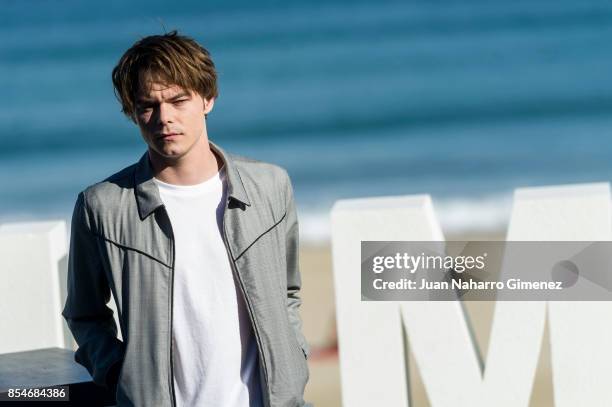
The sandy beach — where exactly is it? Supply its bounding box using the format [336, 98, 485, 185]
[300, 230, 556, 407]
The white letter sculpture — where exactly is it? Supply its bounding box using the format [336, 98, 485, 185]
[331, 182, 611, 406]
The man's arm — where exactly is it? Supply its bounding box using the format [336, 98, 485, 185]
[283, 172, 310, 359]
[62, 192, 124, 388]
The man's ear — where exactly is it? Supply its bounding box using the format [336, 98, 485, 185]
[204, 97, 215, 115]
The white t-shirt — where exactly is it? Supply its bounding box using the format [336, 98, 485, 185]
[154, 166, 263, 407]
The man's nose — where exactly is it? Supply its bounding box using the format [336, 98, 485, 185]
[157, 103, 173, 125]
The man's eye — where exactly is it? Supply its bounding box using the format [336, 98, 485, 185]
[137, 105, 153, 112]
[173, 99, 187, 105]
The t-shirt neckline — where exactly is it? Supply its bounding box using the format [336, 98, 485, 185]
[153, 165, 226, 195]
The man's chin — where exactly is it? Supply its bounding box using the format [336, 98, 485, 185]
[161, 152, 186, 161]
[149, 146, 186, 161]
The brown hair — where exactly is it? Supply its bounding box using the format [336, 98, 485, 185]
[111, 30, 218, 120]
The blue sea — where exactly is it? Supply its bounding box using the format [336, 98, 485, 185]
[2, 0, 612, 241]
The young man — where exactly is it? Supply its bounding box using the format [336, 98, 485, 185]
[62, 31, 310, 407]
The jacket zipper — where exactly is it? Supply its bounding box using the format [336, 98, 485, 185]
[222, 201, 272, 407]
[166, 206, 178, 407]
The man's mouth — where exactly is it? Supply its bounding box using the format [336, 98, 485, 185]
[158, 132, 182, 140]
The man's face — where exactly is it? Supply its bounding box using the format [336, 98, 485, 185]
[134, 76, 214, 160]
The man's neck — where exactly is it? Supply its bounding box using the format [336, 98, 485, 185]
[149, 141, 224, 186]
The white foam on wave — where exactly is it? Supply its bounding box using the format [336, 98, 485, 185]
[297, 192, 514, 244]
[432, 193, 513, 236]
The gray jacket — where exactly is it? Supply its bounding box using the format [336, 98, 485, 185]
[62, 142, 310, 407]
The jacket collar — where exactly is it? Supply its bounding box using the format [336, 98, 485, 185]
[134, 140, 251, 220]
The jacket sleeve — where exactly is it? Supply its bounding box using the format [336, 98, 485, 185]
[283, 173, 310, 359]
[61, 191, 124, 387]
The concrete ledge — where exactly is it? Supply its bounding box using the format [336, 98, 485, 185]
[0, 347, 115, 406]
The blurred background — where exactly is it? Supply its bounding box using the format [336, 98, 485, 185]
[2, 0, 612, 405]
[4, 0, 612, 238]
